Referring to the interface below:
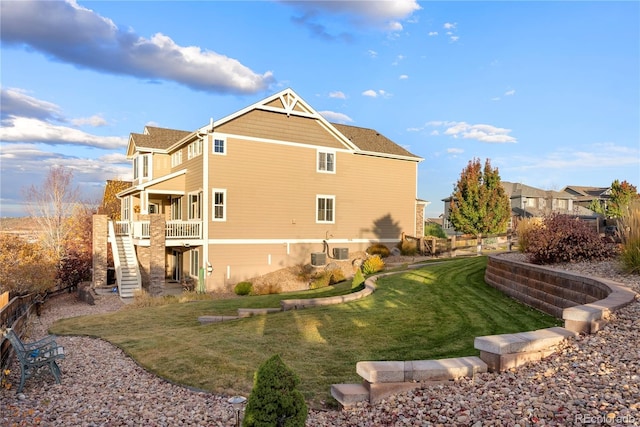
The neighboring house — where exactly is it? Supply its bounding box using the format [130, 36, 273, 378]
[442, 181, 594, 232]
[95, 88, 424, 294]
[562, 185, 611, 212]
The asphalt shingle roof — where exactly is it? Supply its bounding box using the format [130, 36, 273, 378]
[331, 123, 420, 159]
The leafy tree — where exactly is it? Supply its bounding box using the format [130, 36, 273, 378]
[448, 158, 511, 252]
[607, 179, 639, 219]
[588, 199, 606, 215]
[243, 354, 308, 427]
[100, 179, 131, 220]
[0, 234, 56, 295]
[424, 222, 447, 238]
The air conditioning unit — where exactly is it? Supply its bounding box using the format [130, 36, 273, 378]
[333, 247, 349, 260]
[311, 252, 326, 266]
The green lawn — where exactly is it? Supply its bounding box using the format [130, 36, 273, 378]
[50, 257, 560, 408]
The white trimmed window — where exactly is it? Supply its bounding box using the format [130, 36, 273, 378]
[122, 196, 131, 221]
[212, 189, 226, 221]
[317, 150, 335, 173]
[213, 137, 226, 155]
[188, 191, 202, 220]
[187, 139, 203, 160]
[170, 197, 182, 220]
[316, 195, 335, 223]
[171, 150, 183, 167]
[133, 154, 151, 181]
[190, 249, 199, 277]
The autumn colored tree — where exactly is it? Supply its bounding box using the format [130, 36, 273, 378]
[99, 179, 131, 220]
[448, 158, 511, 252]
[23, 166, 80, 263]
[58, 203, 96, 288]
[606, 179, 639, 219]
[0, 234, 56, 295]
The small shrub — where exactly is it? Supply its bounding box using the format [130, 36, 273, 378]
[309, 269, 345, 289]
[329, 269, 345, 284]
[619, 200, 640, 273]
[252, 282, 281, 296]
[397, 239, 417, 256]
[525, 213, 618, 264]
[127, 290, 177, 309]
[362, 255, 385, 275]
[352, 268, 365, 289]
[366, 243, 390, 258]
[234, 281, 253, 296]
[516, 218, 543, 253]
[424, 222, 447, 238]
[309, 271, 331, 289]
[243, 354, 308, 427]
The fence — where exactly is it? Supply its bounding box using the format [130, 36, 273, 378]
[0, 292, 41, 373]
[403, 232, 516, 257]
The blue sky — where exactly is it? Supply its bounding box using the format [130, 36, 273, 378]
[1, 0, 638, 219]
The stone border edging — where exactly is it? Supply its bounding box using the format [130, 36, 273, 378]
[485, 253, 638, 334]
[332, 255, 639, 408]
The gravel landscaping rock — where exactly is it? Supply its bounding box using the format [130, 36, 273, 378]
[1, 257, 638, 426]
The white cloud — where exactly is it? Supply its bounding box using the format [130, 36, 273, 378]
[329, 91, 347, 99]
[509, 143, 640, 171]
[70, 115, 108, 127]
[491, 97, 501, 102]
[428, 121, 517, 144]
[428, 31, 438, 36]
[362, 89, 379, 98]
[447, 148, 464, 154]
[0, 0, 273, 94]
[368, 49, 378, 58]
[504, 89, 516, 96]
[0, 117, 127, 149]
[284, 0, 421, 35]
[1, 88, 63, 122]
[444, 22, 457, 30]
[399, 74, 409, 80]
[319, 110, 353, 124]
[450, 36, 460, 43]
[1, 89, 127, 149]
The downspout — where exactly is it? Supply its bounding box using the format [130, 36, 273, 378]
[200, 118, 214, 292]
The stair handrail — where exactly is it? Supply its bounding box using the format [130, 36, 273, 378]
[107, 221, 123, 289]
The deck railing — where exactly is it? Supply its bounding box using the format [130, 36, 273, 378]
[118, 220, 201, 240]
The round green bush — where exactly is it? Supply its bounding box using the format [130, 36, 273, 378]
[243, 354, 308, 427]
[234, 281, 253, 296]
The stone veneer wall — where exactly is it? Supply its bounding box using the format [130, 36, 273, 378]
[92, 215, 108, 289]
[484, 253, 611, 318]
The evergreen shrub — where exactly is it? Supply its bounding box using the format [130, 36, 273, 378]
[243, 354, 308, 427]
[234, 281, 253, 296]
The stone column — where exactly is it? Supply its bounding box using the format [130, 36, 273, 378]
[149, 214, 166, 296]
[92, 215, 108, 289]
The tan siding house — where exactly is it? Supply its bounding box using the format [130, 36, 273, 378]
[108, 88, 423, 292]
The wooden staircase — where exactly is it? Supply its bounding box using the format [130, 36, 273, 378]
[108, 222, 141, 299]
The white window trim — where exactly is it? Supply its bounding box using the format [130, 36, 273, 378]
[171, 150, 183, 167]
[187, 139, 203, 160]
[190, 248, 199, 277]
[317, 150, 336, 174]
[212, 188, 227, 221]
[188, 191, 202, 220]
[316, 195, 335, 224]
[213, 137, 227, 156]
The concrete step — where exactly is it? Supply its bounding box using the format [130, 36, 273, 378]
[330, 383, 369, 408]
[356, 356, 487, 383]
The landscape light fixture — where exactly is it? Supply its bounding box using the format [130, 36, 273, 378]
[227, 395, 246, 427]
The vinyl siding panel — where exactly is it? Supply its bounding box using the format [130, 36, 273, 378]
[205, 137, 416, 242]
[215, 110, 346, 149]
